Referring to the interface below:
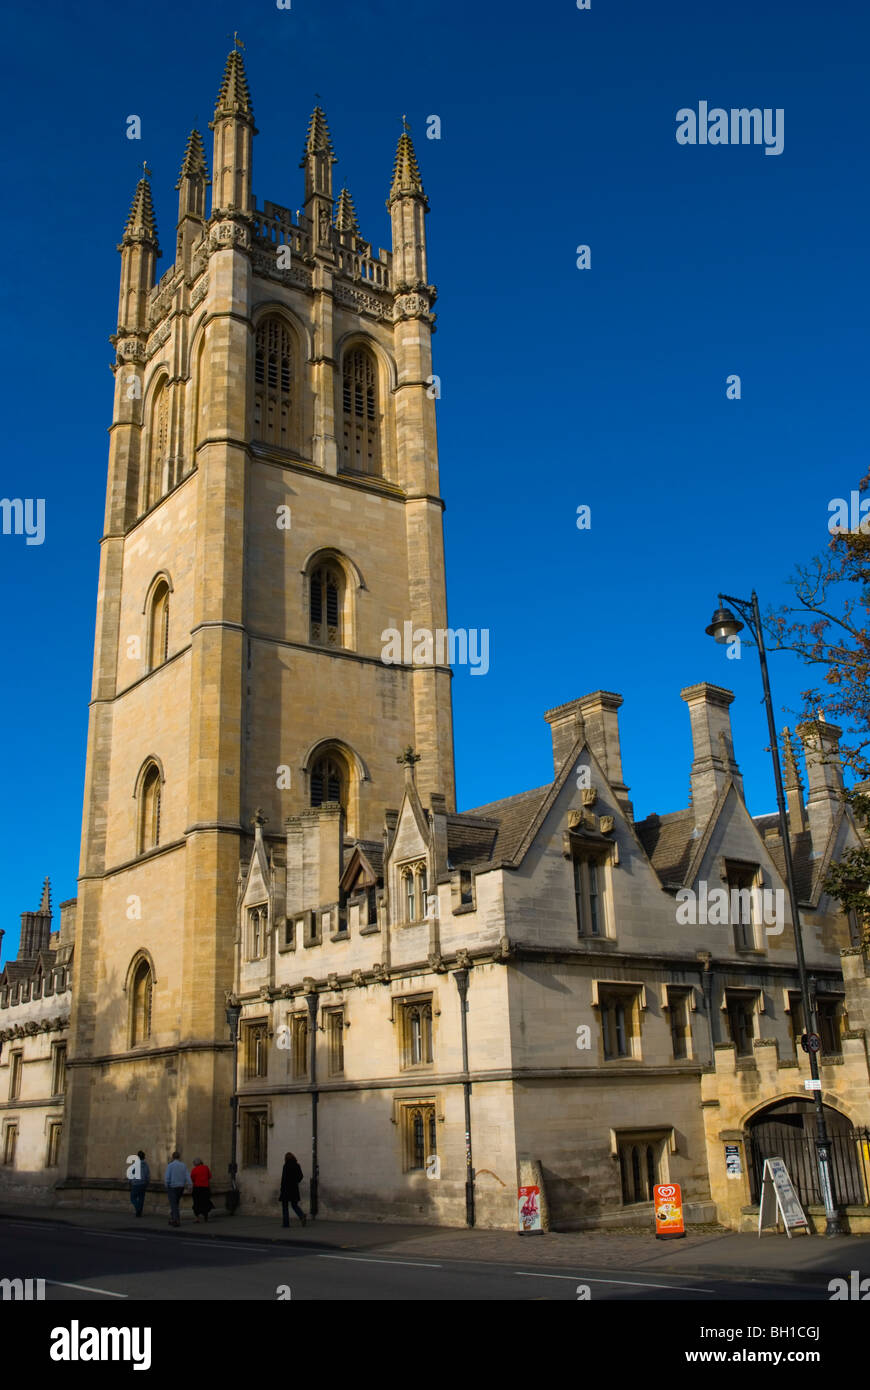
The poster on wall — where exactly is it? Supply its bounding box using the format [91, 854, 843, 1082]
[724, 1144, 743, 1179]
[518, 1184, 542, 1234]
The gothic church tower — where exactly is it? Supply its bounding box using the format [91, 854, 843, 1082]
[66, 45, 454, 1183]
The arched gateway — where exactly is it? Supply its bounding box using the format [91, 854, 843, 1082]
[745, 1099, 868, 1208]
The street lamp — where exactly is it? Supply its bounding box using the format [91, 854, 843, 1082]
[705, 590, 843, 1235]
[225, 994, 242, 1214]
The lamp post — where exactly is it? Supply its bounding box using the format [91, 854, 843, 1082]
[225, 994, 242, 1214]
[705, 591, 843, 1235]
[453, 967, 475, 1228]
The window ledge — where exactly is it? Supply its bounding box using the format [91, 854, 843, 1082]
[329, 931, 350, 943]
[359, 923, 380, 936]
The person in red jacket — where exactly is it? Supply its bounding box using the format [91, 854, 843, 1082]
[190, 1158, 214, 1223]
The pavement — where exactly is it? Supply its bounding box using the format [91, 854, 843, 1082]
[2, 1200, 868, 1290]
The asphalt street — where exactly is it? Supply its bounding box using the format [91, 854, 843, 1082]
[0, 1217, 828, 1301]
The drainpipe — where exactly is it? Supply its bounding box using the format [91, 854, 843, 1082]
[453, 968, 475, 1228]
[306, 988, 319, 1219]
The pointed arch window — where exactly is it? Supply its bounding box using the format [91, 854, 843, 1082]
[254, 317, 296, 450]
[147, 381, 169, 509]
[309, 564, 343, 646]
[139, 763, 162, 853]
[130, 959, 153, 1047]
[310, 754, 345, 810]
[341, 346, 380, 475]
[148, 581, 170, 670]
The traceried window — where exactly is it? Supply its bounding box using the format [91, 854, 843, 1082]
[147, 380, 169, 509]
[617, 1136, 665, 1205]
[148, 581, 170, 670]
[242, 1110, 268, 1167]
[599, 986, 641, 1060]
[130, 960, 153, 1046]
[310, 753, 345, 810]
[725, 990, 756, 1057]
[138, 763, 162, 853]
[51, 1043, 67, 1096]
[341, 346, 380, 475]
[291, 1013, 309, 1079]
[247, 906, 267, 961]
[573, 856, 605, 937]
[46, 1121, 63, 1168]
[327, 1011, 345, 1076]
[402, 1102, 437, 1172]
[243, 1020, 268, 1079]
[399, 999, 433, 1068]
[309, 565, 343, 646]
[400, 862, 428, 924]
[254, 317, 296, 449]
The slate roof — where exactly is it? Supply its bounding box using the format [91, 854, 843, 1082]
[635, 810, 698, 887]
[462, 786, 551, 864]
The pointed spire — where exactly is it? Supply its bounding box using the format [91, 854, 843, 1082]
[389, 128, 426, 203]
[213, 46, 254, 123]
[122, 176, 158, 245]
[38, 878, 51, 915]
[301, 105, 335, 163]
[334, 186, 359, 233]
[783, 727, 803, 791]
[176, 128, 208, 187]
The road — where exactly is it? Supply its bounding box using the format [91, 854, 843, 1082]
[0, 1217, 828, 1301]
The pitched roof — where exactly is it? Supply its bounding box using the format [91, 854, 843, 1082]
[462, 786, 551, 864]
[635, 809, 698, 887]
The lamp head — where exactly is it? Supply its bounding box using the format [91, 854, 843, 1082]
[705, 605, 744, 644]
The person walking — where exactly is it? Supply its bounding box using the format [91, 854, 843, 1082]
[279, 1151, 307, 1228]
[129, 1150, 150, 1218]
[164, 1150, 191, 1227]
[190, 1157, 214, 1223]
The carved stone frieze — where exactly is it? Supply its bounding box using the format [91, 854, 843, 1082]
[190, 275, 209, 308]
[209, 220, 252, 253]
[146, 322, 171, 359]
[334, 282, 393, 320]
[115, 338, 146, 365]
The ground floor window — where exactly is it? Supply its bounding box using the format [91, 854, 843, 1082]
[400, 1101, 437, 1172]
[46, 1121, 62, 1168]
[617, 1134, 666, 1204]
[242, 1110, 268, 1167]
[2, 1121, 18, 1166]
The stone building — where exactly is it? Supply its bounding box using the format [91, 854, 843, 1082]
[0, 883, 74, 1193]
[3, 44, 868, 1230]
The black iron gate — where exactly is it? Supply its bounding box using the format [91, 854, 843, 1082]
[747, 1121, 870, 1209]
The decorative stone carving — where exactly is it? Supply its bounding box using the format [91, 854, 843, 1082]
[394, 291, 433, 322]
[581, 788, 597, 806]
[599, 815, 615, 834]
[352, 969, 365, 987]
[334, 282, 392, 320]
[209, 220, 252, 253]
[190, 275, 209, 308]
[115, 337, 146, 365]
[146, 322, 171, 359]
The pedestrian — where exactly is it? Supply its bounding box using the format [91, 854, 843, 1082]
[164, 1150, 191, 1227]
[190, 1157, 214, 1223]
[279, 1151, 307, 1228]
[129, 1150, 150, 1218]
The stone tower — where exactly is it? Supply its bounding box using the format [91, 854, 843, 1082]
[65, 44, 455, 1186]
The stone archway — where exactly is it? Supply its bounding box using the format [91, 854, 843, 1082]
[745, 1098, 864, 1207]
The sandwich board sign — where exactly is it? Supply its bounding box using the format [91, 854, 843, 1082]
[758, 1157, 809, 1237]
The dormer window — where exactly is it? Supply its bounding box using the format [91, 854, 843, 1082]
[399, 861, 428, 924]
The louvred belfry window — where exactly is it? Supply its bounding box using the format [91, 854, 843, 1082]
[341, 346, 380, 475]
[147, 383, 169, 509]
[309, 565, 341, 645]
[310, 755, 344, 809]
[254, 318, 295, 449]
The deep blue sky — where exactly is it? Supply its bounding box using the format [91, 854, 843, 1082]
[1, 0, 866, 954]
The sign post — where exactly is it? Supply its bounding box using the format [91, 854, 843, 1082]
[757, 1157, 810, 1237]
[653, 1183, 686, 1239]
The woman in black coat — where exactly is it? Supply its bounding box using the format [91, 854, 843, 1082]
[279, 1151, 307, 1228]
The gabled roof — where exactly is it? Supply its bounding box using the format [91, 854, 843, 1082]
[462, 787, 550, 864]
[635, 809, 698, 887]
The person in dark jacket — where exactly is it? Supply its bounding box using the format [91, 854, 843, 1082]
[279, 1151, 307, 1228]
[129, 1150, 150, 1217]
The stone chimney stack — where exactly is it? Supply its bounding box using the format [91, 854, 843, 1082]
[681, 683, 743, 830]
[544, 692, 632, 817]
[798, 716, 843, 853]
[18, 878, 52, 961]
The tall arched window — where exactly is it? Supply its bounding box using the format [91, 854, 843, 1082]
[130, 959, 153, 1046]
[309, 564, 343, 646]
[254, 317, 296, 449]
[148, 581, 170, 670]
[310, 753, 345, 810]
[341, 346, 380, 475]
[147, 381, 169, 509]
[139, 763, 162, 853]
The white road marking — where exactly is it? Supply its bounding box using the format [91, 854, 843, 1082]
[3, 1221, 146, 1242]
[47, 1281, 128, 1299]
[317, 1254, 442, 1268]
[514, 1271, 716, 1293]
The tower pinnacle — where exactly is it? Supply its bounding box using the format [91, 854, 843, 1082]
[389, 128, 427, 205]
[334, 186, 359, 234]
[121, 176, 159, 246]
[213, 46, 255, 124]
